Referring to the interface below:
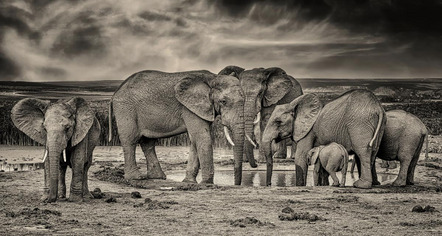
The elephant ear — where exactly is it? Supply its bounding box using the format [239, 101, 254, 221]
[175, 76, 214, 122]
[263, 67, 292, 107]
[11, 98, 51, 145]
[66, 97, 95, 146]
[291, 93, 322, 142]
[218, 65, 245, 78]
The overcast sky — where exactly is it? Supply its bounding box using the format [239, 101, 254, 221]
[1, 0, 442, 81]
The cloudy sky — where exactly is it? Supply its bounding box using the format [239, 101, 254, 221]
[1, 0, 442, 81]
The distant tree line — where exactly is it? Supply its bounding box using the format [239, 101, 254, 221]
[0, 98, 440, 146]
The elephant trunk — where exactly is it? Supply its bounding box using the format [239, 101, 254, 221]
[47, 145, 62, 202]
[244, 99, 257, 147]
[260, 127, 278, 186]
[232, 120, 245, 185]
[243, 99, 258, 167]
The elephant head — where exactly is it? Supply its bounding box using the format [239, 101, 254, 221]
[237, 67, 297, 147]
[11, 97, 95, 202]
[175, 73, 245, 184]
[261, 93, 322, 186]
[307, 146, 323, 166]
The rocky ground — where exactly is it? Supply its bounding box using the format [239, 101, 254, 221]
[0, 144, 441, 236]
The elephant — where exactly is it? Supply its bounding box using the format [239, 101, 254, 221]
[350, 110, 428, 186]
[109, 69, 256, 185]
[11, 97, 101, 202]
[308, 142, 349, 187]
[261, 89, 386, 189]
[222, 67, 303, 164]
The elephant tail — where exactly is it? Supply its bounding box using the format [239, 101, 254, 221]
[369, 111, 384, 148]
[108, 100, 113, 143]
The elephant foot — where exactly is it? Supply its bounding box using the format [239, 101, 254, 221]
[124, 169, 147, 180]
[84, 191, 94, 199]
[392, 179, 406, 187]
[200, 177, 214, 184]
[406, 180, 415, 185]
[339, 183, 346, 187]
[372, 180, 381, 186]
[353, 179, 372, 189]
[332, 182, 340, 187]
[182, 177, 197, 183]
[68, 194, 83, 202]
[146, 170, 167, 180]
[249, 159, 258, 168]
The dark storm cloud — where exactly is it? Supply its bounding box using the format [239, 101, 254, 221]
[212, 0, 442, 36]
[1, 0, 442, 81]
[51, 25, 107, 58]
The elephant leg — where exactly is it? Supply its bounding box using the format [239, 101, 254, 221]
[393, 156, 411, 187]
[313, 162, 320, 186]
[319, 166, 330, 186]
[352, 147, 373, 189]
[183, 112, 214, 184]
[354, 154, 362, 178]
[341, 168, 347, 187]
[183, 141, 199, 183]
[294, 133, 314, 186]
[407, 136, 425, 185]
[406, 154, 420, 185]
[58, 163, 67, 199]
[82, 150, 94, 199]
[122, 143, 145, 180]
[139, 137, 166, 179]
[69, 146, 85, 202]
[371, 159, 380, 185]
[328, 169, 340, 187]
[406, 160, 418, 186]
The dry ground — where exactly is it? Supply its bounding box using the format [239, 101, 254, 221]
[1, 145, 441, 236]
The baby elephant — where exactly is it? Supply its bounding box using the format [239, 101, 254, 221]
[308, 142, 349, 187]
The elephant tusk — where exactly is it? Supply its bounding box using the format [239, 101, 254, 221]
[63, 149, 67, 163]
[253, 112, 261, 124]
[42, 149, 48, 163]
[223, 126, 235, 146]
[246, 134, 257, 148]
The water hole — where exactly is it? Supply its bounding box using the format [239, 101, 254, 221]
[166, 170, 397, 187]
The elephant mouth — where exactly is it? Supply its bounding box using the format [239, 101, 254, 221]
[275, 135, 291, 143]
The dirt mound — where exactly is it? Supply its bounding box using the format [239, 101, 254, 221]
[132, 198, 179, 210]
[324, 195, 359, 202]
[278, 207, 325, 222]
[229, 217, 275, 228]
[412, 205, 437, 213]
[5, 208, 61, 218]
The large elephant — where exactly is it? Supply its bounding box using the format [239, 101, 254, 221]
[261, 89, 386, 189]
[220, 67, 303, 163]
[351, 109, 428, 186]
[109, 70, 252, 185]
[11, 97, 101, 202]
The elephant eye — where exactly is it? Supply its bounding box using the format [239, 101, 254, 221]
[219, 99, 227, 106]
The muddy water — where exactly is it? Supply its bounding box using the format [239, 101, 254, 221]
[166, 170, 397, 187]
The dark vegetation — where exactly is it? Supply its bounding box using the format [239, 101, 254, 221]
[0, 78, 440, 147]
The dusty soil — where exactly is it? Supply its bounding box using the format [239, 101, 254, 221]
[1, 144, 442, 236]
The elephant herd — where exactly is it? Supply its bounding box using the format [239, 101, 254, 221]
[11, 66, 428, 202]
